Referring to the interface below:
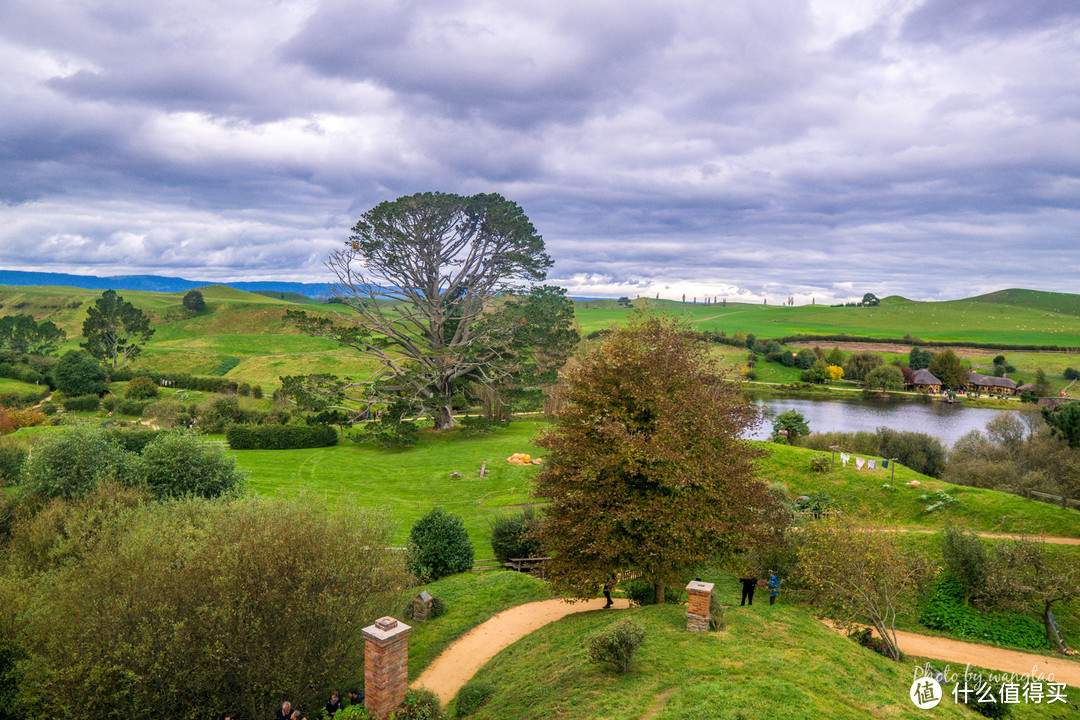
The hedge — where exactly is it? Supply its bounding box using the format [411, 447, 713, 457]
[61, 394, 101, 412]
[225, 423, 338, 450]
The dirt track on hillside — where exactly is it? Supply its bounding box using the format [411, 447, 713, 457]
[411, 597, 630, 703]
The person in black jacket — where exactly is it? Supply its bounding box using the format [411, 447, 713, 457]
[274, 702, 292, 720]
[738, 576, 758, 606]
[326, 690, 344, 717]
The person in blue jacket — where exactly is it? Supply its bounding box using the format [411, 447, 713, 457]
[767, 570, 780, 605]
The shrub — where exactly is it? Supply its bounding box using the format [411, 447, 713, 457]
[22, 426, 140, 500]
[237, 382, 251, 397]
[877, 428, 946, 478]
[251, 384, 263, 399]
[430, 594, 447, 619]
[396, 688, 445, 720]
[941, 524, 988, 605]
[585, 618, 646, 673]
[61, 394, 101, 412]
[334, 706, 367, 720]
[124, 376, 159, 400]
[709, 592, 726, 631]
[139, 431, 246, 499]
[107, 429, 163, 454]
[808, 455, 830, 472]
[8, 495, 411, 719]
[408, 507, 474, 582]
[225, 424, 338, 450]
[454, 680, 493, 717]
[143, 401, 186, 427]
[116, 399, 148, 417]
[963, 696, 1013, 719]
[489, 507, 542, 564]
[39, 401, 57, 416]
[53, 350, 108, 396]
[0, 438, 27, 487]
[919, 579, 1048, 650]
[198, 395, 247, 433]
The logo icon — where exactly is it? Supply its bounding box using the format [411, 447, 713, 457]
[910, 678, 942, 709]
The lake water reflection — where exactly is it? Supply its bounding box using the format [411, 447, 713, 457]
[746, 395, 1018, 447]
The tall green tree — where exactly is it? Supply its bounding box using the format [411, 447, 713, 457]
[928, 348, 968, 389]
[843, 351, 883, 382]
[772, 410, 810, 443]
[287, 192, 555, 430]
[534, 313, 780, 604]
[0, 315, 66, 356]
[864, 364, 904, 392]
[53, 349, 108, 396]
[181, 289, 206, 312]
[81, 290, 154, 369]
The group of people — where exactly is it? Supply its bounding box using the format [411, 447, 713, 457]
[238, 688, 363, 720]
[737, 570, 780, 606]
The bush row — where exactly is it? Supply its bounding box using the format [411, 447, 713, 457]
[225, 423, 338, 450]
[773, 333, 1078, 353]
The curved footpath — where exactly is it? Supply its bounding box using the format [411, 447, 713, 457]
[412, 597, 631, 703]
[412, 598, 1080, 705]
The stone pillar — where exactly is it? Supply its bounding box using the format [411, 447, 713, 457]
[412, 591, 432, 623]
[363, 616, 412, 720]
[686, 580, 714, 632]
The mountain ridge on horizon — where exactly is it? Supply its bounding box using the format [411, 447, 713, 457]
[0, 269, 330, 298]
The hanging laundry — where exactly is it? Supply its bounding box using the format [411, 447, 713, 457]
[855, 458, 865, 471]
[882, 460, 889, 469]
[868, 460, 877, 470]
[841, 453, 850, 466]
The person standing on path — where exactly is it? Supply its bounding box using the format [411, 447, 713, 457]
[767, 571, 780, 605]
[738, 576, 758, 606]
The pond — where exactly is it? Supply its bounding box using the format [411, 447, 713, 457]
[746, 395, 1020, 447]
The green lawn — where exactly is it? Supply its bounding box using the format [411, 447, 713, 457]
[763, 442, 1080, 537]
[235, 422, 548, 551]
[449, 601, 1072, 720]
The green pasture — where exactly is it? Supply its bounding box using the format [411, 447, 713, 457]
[762, 442, 1080, 537]
[234, 421, 548, 552]
[573, 293, 1080, 347]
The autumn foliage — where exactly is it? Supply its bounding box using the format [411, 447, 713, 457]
[534, 313, 779, 603]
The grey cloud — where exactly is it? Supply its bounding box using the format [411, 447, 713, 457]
[901, 0, 1080, 44]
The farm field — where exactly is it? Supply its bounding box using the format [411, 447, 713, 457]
[575, 292, 1080, 347]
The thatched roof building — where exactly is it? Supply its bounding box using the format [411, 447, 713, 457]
[910, 369, 942, 392]
[967, 371, 1018, 394]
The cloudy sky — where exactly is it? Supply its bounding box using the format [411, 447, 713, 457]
[2, 0, 1079, 302]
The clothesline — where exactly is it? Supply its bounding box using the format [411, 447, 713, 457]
[835, 448, 894, 471]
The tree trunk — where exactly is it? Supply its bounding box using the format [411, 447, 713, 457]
[653, 581, 665, 605]
[433, 405, 455, 431]
[1043, 605, 1067, 653]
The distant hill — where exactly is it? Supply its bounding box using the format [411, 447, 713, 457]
[0, 269, 330, 298]
[971, 288, 1080, 317]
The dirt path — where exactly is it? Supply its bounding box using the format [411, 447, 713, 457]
[825, 622, 1080, 687]
[889, 528, 1080, 545]
[411, 597, 631, 703]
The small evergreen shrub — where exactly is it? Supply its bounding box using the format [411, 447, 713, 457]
[489, 507, 542, 564]
[39, 401, 58, 416]
[586, 618, 646, 674]
[808, 455, 830, 472]
[454, 680, 493, 717]
[396, 688, 444, 720]
[408, 508, 474, 582]
[124, 376, 159, 400]
[251, 384, 263, 399]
